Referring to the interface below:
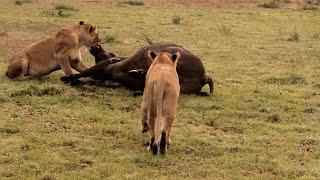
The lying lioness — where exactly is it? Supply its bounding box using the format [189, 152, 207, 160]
[141, 51, 180, 155]
[6, 21, 100, 79]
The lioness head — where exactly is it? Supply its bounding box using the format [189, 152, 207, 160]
[78, 21, 101, 48]
[148, 51, 181, 67]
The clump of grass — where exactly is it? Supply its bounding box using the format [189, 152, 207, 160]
[303, 107, 317, 113]
[14, 0, 32, 5]
[258, 0, 279, 8]
[54, 4, 78, 17]
[299, 139, 316, 146]
[55, 4, 77, 11]
[204, 119, 216, 127]
[217, 23, 232, 35]
[172, 14, 181, 25]
[287, 31, 299, 42]
[101, 34, 117, 44]
[263, 74, 307, 85]
[267, 113, 281, 123]
[312, 33, 320, 39]
[142, 33, 154, 45]
[123, 0, 144, 6]
[281, 0, 291, 3]
[61, 140, 78, 149]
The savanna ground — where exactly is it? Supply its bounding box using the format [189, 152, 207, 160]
[0, 0, 319, 179]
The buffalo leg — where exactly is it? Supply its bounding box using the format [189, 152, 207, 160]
[60, 60, 111, 84]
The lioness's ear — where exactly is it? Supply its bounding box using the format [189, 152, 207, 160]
[171, 52, 180, 62]
[79, 21, 84, 25]
[148, 50, 157, 61]
[88, 25, 95, 33]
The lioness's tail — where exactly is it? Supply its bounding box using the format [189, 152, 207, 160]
[151, 80, 165, 155]
[204, 73, 214, 93]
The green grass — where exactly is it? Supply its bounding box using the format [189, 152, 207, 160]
[14, 0, 32, 6]
[258, 0, 280, 8]
[0, 0, 320, 179]
[122, 0, 144, 6]
[172, 14, 182, 25]
[101, 33, 117, 44]
[288, 31, 300, 42]
[217, 23, 232, 35]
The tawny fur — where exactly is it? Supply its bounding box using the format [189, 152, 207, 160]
[5, 21, 100, 79]
[141, 51, 180, 155]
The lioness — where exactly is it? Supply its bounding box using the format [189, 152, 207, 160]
[141, 51, 180, 155]
[5, 21, 100, 79]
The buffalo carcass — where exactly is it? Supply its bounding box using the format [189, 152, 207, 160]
[61, 44, 213, 95]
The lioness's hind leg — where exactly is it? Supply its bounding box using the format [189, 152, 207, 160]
[148, 115, 158, 155]
[141, 101, 149, 133]
[160, 131, 167, 154]
[162, 98, 178, 151]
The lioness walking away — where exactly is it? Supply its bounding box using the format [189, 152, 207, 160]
[141, 51, 180, 155]
[6, 21, 100, 79]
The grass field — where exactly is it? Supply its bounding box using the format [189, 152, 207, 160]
[0, 0, 319, 179]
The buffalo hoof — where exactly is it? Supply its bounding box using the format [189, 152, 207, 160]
[133, 91, 143, 97]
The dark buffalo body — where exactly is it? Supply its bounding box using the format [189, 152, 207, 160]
[64, 44, 213, 94]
